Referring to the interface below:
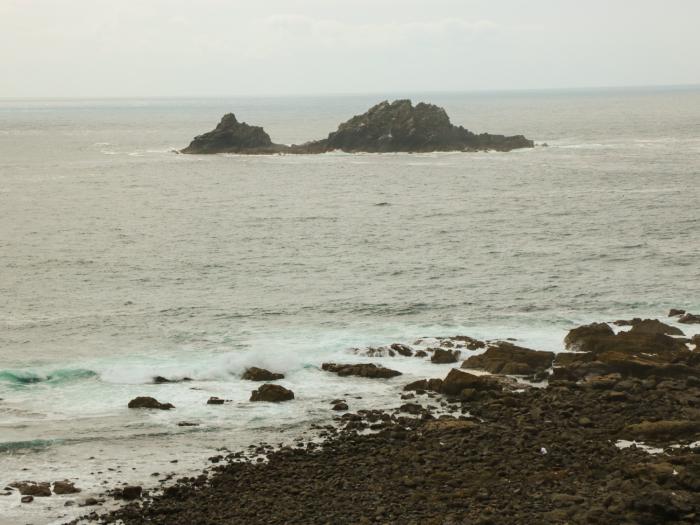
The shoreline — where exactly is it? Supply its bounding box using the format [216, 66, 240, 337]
[55, 313, 700, 524]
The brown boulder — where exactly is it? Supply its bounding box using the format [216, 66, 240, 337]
[403, 378, 443, 392]
[321, 363, 401, 379]
[10, 482, 51, 497]
[628, 319, 684, 336]
[564, 322, 614, 351]
[679, 313, 700, 324]
[449, 336, 486, 350]
[390, 343, 413, 357]
[242, 367, 285, 381]
[250, 384, 294, 402]
[669, 309, 686, 317]
[461, 342, 554, 375]
[127, 397, 174, 410]
[441, 369, 500, 396]
[430, 348, 459, 364]
[53, 480, 80, 495]
[207, 397, 226, 405]
[120, 486, 142, 500]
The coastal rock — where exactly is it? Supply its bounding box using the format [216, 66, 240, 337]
[294, 100, 534, 153]
[11, 482, 51, 497]
[679, 313, 700, 324]
[403, 378, 443, 392]
[120, 486, 142, 500]
[669, 309, 686, 317]
[181, 113, 284, 154]
[390, 343, 413, 357]
[440, 369, 500, 396]
[461, 342, 555, 375]
[448, 336, 486, 350]
[182, 100, 534, 155]
[21, 495, 33, 503]
[250, 384, 294, 402]
[53, 480, 80, 494]
[611, 318, 684, 336]
[242, 367, 285, 381]
[564, 322, 614, 351]
[430, 348, 459, 364]
[321, 363, 401, 379]
[127, 397, 175, 410]
[207, 397, 226, 405]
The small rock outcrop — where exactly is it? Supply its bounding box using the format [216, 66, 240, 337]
[127, 397, 174, 410]
[321, 363, 402, 379]
[462, 342, 555, 376]
[53, 480, 80, 495]
[250, 384, 294, 402]
[440, 369, 501, 396]
[182, 100, 534, 154]
[242, 367, 285, 381]
[430, 348, 460, 364]
[679, 313, 700, 324]
[181, 113, 285, 154]
[10, 482, 51, 497]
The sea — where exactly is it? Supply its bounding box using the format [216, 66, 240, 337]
[1, 87, 699, 524]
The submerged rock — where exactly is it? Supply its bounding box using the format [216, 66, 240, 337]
[250, 384, 294, 402]
[127, 397, 175, 410]
[669, 309, 686, 317]
[182, 100, 534, 154]
[321, 363, 402, 379]
[242, 367, 285, 381]
[462, 342, 555, 375]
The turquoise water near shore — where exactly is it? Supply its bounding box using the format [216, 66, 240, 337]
[1, 87, 699, 523]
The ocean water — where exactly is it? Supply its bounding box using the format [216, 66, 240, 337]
[1, 87, 700, 523]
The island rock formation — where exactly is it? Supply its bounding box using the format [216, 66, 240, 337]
[181, 100, 534, 154]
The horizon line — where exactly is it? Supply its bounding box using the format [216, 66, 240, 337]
[1, 83, 699, 102]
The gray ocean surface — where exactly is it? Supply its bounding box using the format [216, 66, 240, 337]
[0, 87, 699, 523]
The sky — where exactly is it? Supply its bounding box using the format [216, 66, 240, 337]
[1, 0, 699, 98]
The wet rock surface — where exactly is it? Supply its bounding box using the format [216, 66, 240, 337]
[249, 384, 294, 402]
[181, 100, 534, 155]
[80, 317, 700, 524]
[127, 397, 175, 410]
[242, 367, 285, 381]
[321, 362, 402, 378]
[462, 342, 555, 375]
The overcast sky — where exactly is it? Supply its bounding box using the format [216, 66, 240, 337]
[1, 0, 698, 98]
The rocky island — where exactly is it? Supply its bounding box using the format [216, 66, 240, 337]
[181, 100, 534, 154]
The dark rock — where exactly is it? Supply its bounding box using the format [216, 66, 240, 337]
[294, 100, 534, 153]
[332, 402, 349, 411]
[461, 342, 554, 375]
[250, 384, 294, 402]
[627, 319, 684, 336]
[183, 101, 534, 155]
[669, 309, 686, 317]
[127, 397, 174, 410]
[21, 495, 33, 503]
[11, 482, 51, 497]
[679, 313, 700, 324]
[441, 369, 500, 396]
[242, 367, 285, 381]
[430, 348, 459, 364]
[152, 376, 192, 384]
[181, 113, 285, 154]
[564, 322, 614, 351]
[120, 485, 142, 500]
[321, 363, 401, 379]
[399, 403, 423, 414]
[53, 480, 80, 494]
[390, 343, 413, 357]
[207, 397, 226, 405]
[414, 350, 428, 358]
[177, 421, 199, 427]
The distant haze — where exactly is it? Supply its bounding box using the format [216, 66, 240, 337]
[1, 0, 699, 98]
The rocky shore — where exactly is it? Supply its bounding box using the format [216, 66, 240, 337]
[181, 100, 534, 154]
[53, 311, 700, 524]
